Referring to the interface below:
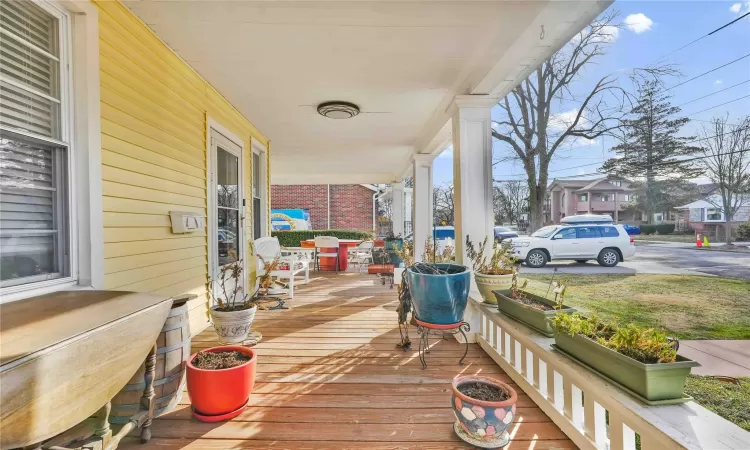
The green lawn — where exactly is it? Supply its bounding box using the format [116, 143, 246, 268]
[633, 234, 695, 243]
[521, 274, 750, 339]
[685, 376, 750, 431]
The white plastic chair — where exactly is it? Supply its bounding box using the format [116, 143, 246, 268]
[314, 236, 340, 272]
[255, 236, 309, 298]
[349, 240, 374, 273]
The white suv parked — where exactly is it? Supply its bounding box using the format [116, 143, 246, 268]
[510, 224, 635, 268]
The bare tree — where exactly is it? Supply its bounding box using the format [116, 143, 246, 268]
[495, 181, 529, 227]
[493, 186, 506, 224]
[433, 183, 454, 226]
[492, 10, 664, 231]
[699, 116, 750, 244]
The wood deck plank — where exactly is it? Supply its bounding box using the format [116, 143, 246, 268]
[130, 272, 576, 449]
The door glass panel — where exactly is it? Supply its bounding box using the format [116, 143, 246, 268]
[217, 148, 238, 208]
[554, 228, 577, 240]
[216, 147, 240, 265]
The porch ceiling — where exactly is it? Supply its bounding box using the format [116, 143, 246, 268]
[123, 0, 611, 184]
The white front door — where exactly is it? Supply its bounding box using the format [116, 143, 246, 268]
[209, 128, 246, 298]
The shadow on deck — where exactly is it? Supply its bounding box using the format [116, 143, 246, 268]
[122, 272, 575, 449]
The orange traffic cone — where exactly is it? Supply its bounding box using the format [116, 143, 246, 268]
[696, 234, 703, 247]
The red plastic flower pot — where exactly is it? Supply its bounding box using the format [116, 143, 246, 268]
[186, 345, 257, 418]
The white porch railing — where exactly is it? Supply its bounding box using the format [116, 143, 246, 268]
[466, 300, 750, 450]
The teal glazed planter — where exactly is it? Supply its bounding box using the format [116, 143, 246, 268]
[406, 264, 470, 325]
[384, 238, 404, 267]
[451, 376, 518, 448]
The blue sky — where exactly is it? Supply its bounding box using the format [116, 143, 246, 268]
[432, 1, 750, 186]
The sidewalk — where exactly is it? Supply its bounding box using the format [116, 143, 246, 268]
[679, 340, 750, 377]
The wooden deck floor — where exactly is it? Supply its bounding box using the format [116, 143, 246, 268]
[124, 272, 575, 449]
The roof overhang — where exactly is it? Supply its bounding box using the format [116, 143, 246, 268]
[124, 0, 612, 184]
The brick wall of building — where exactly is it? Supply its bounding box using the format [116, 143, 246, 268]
[271, 184, 374, 231]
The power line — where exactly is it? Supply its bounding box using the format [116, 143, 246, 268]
[675, 80, 750, 108]
[651, 12, 750, 64]
[683, 95, 750, 118]
[664, 54, 750, 92]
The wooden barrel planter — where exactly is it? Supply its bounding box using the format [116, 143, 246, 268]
[109, 299, 192, 424]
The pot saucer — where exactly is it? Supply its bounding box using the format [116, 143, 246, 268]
[191, 399, 249, 422]
[453, 421, 509, 449]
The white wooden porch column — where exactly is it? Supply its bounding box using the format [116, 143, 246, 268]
[412, 155, 434, 262]
[391, 181, 405, 237]
[451, 95, 497, 264]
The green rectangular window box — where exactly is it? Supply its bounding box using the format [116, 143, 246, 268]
[493, 289, 576, 337]
[554, 332, 700, 402]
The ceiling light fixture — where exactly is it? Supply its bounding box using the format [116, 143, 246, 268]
[317, 101, 360, 119]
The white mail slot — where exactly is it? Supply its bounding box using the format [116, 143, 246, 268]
[169, 211, 205, 233]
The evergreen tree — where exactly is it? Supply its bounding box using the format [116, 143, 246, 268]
[601, 79, 701, 222]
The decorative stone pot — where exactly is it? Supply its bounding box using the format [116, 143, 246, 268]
[209, 305, 257, 344]
[474, 272, 513, 305]
[451, 376, 518, 448]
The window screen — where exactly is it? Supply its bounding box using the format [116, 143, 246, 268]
[252, 152, 262, 239]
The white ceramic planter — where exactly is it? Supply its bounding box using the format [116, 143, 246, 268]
[209, 305, 257, 344]
[474, 272, 513, 305]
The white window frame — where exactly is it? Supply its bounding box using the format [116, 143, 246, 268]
[705, 208, 724, 222]
[251, 140, 268, 239]
[206, 118, 246, 295]
[1, 0, 102, 302]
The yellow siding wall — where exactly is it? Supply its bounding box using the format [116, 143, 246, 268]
[95, 0, 269, 335]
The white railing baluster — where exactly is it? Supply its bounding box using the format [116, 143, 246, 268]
[571, 384, 584, 431]
[467, 302, 745, 450]
[526, 349, 535, 384]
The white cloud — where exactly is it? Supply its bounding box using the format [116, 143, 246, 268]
[715, 79, 723, 85]
[549, 109, 588, 130]
[730, 2, 750, 14]
[624, 13, 654, 34]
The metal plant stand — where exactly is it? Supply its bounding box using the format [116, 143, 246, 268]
[415, 319, 470, 369]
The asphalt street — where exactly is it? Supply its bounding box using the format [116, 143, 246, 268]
[519, 243, 750, 279]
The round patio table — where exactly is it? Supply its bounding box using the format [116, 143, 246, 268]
[302, 239, 362, 271]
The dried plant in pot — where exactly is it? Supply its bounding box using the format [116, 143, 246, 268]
[207, 259, 260, 345]
[492, 270, 576, 337]
[451, 376, 518, 448]
[466, 236, 517, 305]
[186, 345, 257, 422]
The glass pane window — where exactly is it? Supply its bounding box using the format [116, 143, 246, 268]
[1, 1, 70, 291]
[0, 136, 68, 287]
[554, 228, 577, 240]
[217, 147, 240, 264]
[0, 0, 62, 140]
[706, 209, 723, 221]
[576, 227, 601, 239]
[252, 152, 262, 239]
[579, 194, 587, 201]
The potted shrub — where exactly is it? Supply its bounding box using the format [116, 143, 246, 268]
[186, 345, 257, 421]
[451, 376, 518, 448]
[384, 233, 404, 267]
[466, 236, 516, 305]
[492, 271, 576, 337]
[552, 314, 700, 403]
[207, 259, 261, 344]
